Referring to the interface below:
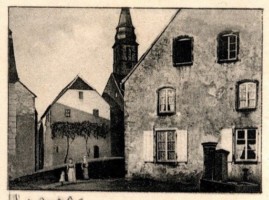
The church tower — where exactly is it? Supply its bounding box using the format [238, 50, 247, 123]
[113, 8, 138, 77]
[103, 8, 138, 157]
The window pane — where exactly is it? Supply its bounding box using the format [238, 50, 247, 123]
[237, 140, 245, 145]
[235, 144, 244, 159]
[167, 131, 175, 141]
[229, 35, 236, 43]
[167, 142, 175, 151]
[230, 43, 236, 50]
[229, 51, 236, 59]
[158, 142, 166, 151]
[158, 151, 165, 160]
[168, 151, 176, 160]
[157, 132, 166, 142]
[239, 84, 247, 95]
[247, 150, 256, 159]
[237, 130, 245, 139]
[248, 99, 256, 107]
[239, 100, 247, 108]
[247, 130, 256, 139]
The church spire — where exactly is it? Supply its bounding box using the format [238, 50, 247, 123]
[9, 29, 19, 83]
[113, 8, 138, 78]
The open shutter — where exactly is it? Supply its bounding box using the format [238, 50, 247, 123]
[176, 130, 188, 162]
[218, 128, 233, 162]
[143, 130, 154, 162]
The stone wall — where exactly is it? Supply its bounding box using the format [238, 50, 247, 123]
[124, 9, 262, 185]
[8, 82, 36, 179]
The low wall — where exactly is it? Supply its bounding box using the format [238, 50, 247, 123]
[9, 157, 124, 189]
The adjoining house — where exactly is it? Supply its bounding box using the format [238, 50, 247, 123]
[102, 8, 138, 157]
[8, 29, 38, 179]
[122, 9, 262, 187]
[39, 75, 111, 168]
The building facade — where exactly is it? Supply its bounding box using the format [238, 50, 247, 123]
[39, 76, 111, 168]
[8, 29, 37, 179]
[103, 8, 138, 157]
[123, 9, 262, 186]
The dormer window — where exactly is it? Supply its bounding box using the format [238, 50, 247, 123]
[217, 31, 239, 63]
[158, 87, 176, 115]
[79, 91, 83, 99]
[173, 36, 193, 66]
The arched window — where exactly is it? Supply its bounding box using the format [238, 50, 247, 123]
[158, 87, 176, 115]
[237, 80, 258, 111]
[94, 145, 99, 158]
[217, 31, 239, 63]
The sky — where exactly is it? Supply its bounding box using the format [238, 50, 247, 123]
[9, 7, 177, 117]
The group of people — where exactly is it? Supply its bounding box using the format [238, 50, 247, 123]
[59, 155, 89, 184]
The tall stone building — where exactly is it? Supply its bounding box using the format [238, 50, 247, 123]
[8, 29, 37, 179]
[122, 9, 262, 188]
[103, 8, 138, 156]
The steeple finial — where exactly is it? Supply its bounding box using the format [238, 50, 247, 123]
[117, 7, 133, 28]
[8, 29, 19, 83]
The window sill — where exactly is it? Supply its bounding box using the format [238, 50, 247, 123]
[217, 58, 239, 64]
[234, 161, 258, 165]
[173, 62, 193, 67]
[157, 112, 176, 116]
[236, 107, 257, 112]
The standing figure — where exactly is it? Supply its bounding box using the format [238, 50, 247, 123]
[67, 158, 76, 182]
[81, 155, 89, 179]
[59, 170, 65, 185]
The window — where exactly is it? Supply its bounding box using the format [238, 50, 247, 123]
[235, 128, 258, 162]
[173, 36, 193, 66]
[143, 129, 187, 163]
[65, 109, 71, 117]
[158, 88, 176, 115]
[94, 145, 99, 158]
[126, 47, 132, 60]
[156, 130, 176, 162]
[217, 31, 239, 63]
[93, 109, 99, 117]
[79, 91, 83, 99]
[237, 81, 258, 111]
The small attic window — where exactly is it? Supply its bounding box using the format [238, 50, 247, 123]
[79, 91, 83, 99]
[93, 109, 99, 117]
[173, 36, 193, 67]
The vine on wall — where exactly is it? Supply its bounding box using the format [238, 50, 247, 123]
[51, 121, 109, 162]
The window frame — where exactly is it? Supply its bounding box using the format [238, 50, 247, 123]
[234, 128, 258, 164]
[236, 80, 258, 112]
[155, 129, 177, 163]
[65, 109, 71, 117]
[157, 87, 176, 116]
[217, 31, 239, 63]
[172, 36, 194, 67]
[79, 91, 83, 99]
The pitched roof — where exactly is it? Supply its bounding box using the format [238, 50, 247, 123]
[8, 29, 19, 83]
[121, 9, 180, 85]
[40, 75, 97, 119]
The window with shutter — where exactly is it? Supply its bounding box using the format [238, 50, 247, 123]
[151, 128, 188, 163]
[158, 87, 176, 115]
[217, 31, 239, 63]
[173, 36, 193, 66]
[234, 128, 258, 163]
[143, 131, 154, 162]
[237, 80, 258, 111]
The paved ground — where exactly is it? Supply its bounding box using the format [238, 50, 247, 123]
[11, 178, 199, 192]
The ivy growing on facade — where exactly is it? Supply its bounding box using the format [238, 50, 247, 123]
[51, 121, 109, 163]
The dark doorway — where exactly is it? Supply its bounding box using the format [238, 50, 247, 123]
[94, 145, 99, 158]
